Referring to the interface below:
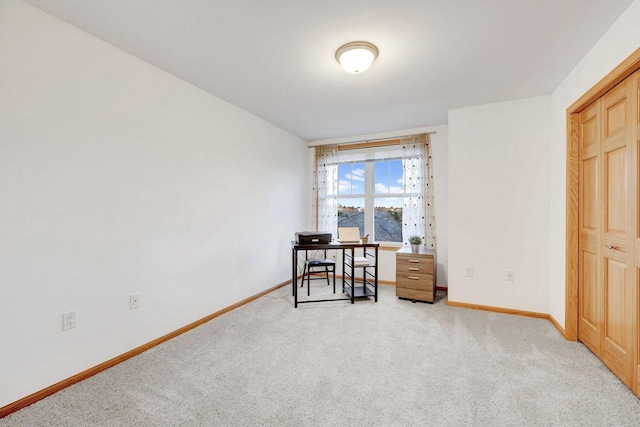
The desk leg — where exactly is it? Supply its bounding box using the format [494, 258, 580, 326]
[292, 248, 298, 308]
[341, 249, 345, 294]
[350, 247, 355, 304]
[332, 261, 336, 294]
[374, 245, 378, 302]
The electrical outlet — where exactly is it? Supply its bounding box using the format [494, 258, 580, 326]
[63, 311, 76, 331]
[465, 266, 473, 277]
[507, 270, 515, 281]
[130, 293, 141, 310]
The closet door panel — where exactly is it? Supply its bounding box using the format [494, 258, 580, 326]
[602, 143, 629, 382]
[604, 82, 628, 139]
[605, 98, 627, 137]
[604, 147, 627, 235]
[604, 146, 627, 237]
[581, 113, 599, 150]
[582, 157, 598, 231]
[601, 78, 634, 388]
[580, 251, 600, 352]
[602, 258, 628, 383]
[634, 72, 640, 395]
[604, 259, 628, 349]
[579, 101, 602, 356]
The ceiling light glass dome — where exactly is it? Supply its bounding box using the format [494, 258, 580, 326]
[335, 41, 379, 74]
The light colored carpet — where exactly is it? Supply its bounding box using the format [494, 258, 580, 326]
[3, 283, 640, 426]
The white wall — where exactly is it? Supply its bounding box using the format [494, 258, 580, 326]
[309, 124, 449, 287]
[0, 0, 308, 408]
[448, 96, 551, 313]
[548, 0, 640, 327]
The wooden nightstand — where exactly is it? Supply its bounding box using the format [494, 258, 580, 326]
[396, 247, 437, 303]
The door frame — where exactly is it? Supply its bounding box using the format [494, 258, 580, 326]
[565, 47, 640, 341]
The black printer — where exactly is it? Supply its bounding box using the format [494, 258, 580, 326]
[295, 231, 332, 245]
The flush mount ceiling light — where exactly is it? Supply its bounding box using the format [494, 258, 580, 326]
[335, 41, 379, 74]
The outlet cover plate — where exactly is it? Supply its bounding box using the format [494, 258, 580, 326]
[130, 293, 141, 309]
[63, 311, 76, 331]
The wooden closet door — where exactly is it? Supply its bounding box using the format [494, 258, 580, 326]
[600, 78, 635, 388]
[635, 71, 640, 392]
[578, 74, 637, 392]
[578, 100, 602, 357]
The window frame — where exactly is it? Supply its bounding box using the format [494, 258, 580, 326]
[337, 157, 418, 245]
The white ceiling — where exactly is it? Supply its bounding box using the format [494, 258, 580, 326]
[24, 0, 634, 141]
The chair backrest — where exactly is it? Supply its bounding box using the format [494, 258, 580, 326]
[304, 249, 331, 260]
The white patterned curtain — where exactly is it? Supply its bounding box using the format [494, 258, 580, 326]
[313, 145, 339, 238]
[401, 134, 437, 249]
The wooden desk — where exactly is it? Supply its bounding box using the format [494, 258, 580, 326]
[291, 242, 379, 308]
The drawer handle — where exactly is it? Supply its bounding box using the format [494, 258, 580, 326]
[408, 260, 420, 263]
[408, 267, 420, 271]
[408, 276, 420, 280]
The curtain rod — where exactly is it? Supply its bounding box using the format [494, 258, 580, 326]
[312, 131, 437, 148]
[332, 131, 436, 151]
[361, 131, 436, 144]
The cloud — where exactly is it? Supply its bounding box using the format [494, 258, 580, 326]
[339, 180, 360, 193]
[345, 173, 365, 182]
[375, 183, 403, 194]
[396, 178, 403, 184]
[346, 168, 365, 182]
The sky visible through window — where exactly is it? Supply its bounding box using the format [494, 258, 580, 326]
[338, 161, 403, 205]
[373, 160, 403, 207]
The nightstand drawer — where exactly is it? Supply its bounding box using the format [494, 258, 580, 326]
[396, 261, 433, 275]
[397, 255, 434, 270]
[396, 272, 433, 289]
[396, 286, 434, 301]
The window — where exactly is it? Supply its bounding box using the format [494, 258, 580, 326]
[374, 159, 405, 242]
[337, 160, 406, 242]
[337, 162, 365, 237]
[315, 134, 435, 248]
